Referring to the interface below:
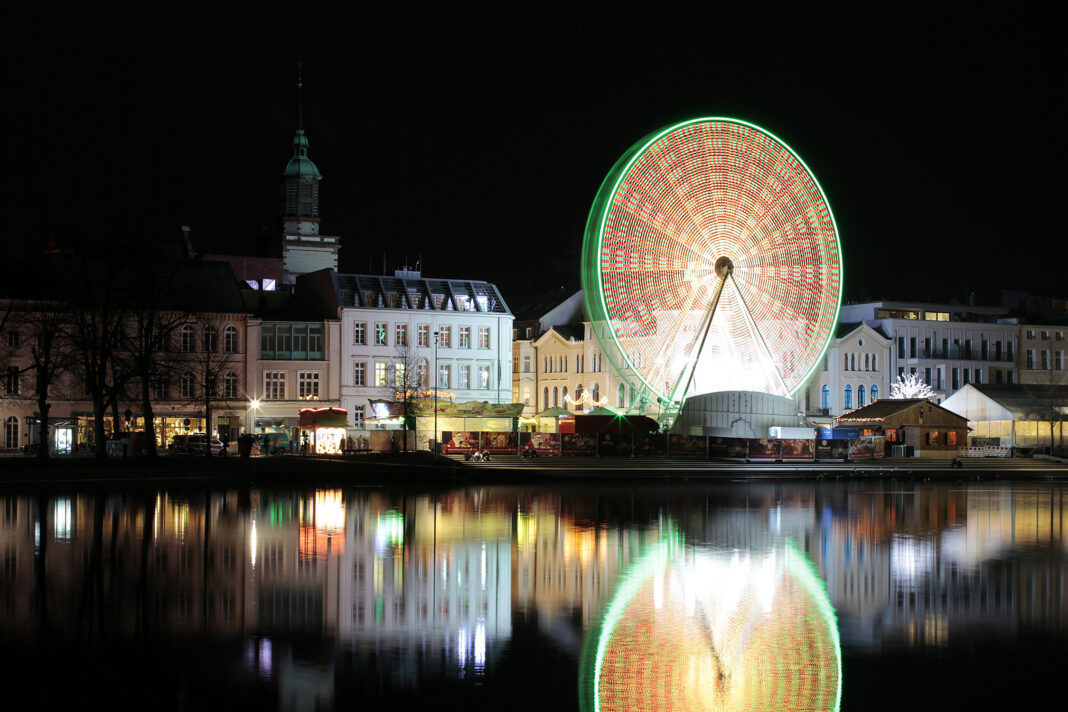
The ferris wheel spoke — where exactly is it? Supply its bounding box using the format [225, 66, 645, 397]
[732, 269, 816, 327]
[729, 273, 790, 395]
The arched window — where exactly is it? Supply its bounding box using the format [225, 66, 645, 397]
[575, 384, 583, 401]
[843, 354, 849, 371]
[844, 385, 852, 410]
[864, 354, 870, 371]
[821, 385, 830, 410]
[4, 415, 19, 449]
[223, 326, 238, 353]
[871, 385, 879, 401]
[872, 354, 878, 371]
[618, 383, 626, 408]
[562, 386, 568, 405]
[858, 385, 866, 407]
[543, 387, 548, 409]
[850, 354, 856, 371]
[592, 383, 600, 403]
[553, 387, 559, 407]
[203, 325, 217, 353]
[224, 372, 238, 399]
[180, 325, 195, 352]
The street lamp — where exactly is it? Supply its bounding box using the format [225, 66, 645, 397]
[433, 330, 439, 453]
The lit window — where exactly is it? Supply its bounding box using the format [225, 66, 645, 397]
[374, 363, 387, 387]
[298, 372, 320, 400]
[821, 385, 829, 410]
[843, 385, 852, 410]
[478, 326, 490, 349]
[375, 323, 387, 346]
[439, 326, 451, 348]
[871, 385, 878, 401]
[416, 359, 428, 387]
[459, 326, 471, 348]
[439, 364, 451, 388]
[478, 365, 491, 389]
[458, 364, 470, 388]
[418, 324, 430, 347]
[353, 405, 364, 428]
[396, 323, 408, 347]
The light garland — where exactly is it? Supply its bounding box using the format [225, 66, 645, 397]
[565, 390, 609, 408]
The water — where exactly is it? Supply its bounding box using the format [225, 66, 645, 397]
[0, 479, 1064, 711]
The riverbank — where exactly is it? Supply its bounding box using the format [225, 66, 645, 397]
[0, 452, 464, 489]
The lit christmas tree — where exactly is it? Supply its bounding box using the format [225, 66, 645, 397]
[890, 372, 935, 399]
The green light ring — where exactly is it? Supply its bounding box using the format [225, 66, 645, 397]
[581, 117, 843, 402]
[579, 535, 841, 712]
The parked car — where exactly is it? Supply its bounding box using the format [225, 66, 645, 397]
[169, 433, 225, 455]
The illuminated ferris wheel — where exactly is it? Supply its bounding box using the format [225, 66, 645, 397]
[582, 117, 842, 412]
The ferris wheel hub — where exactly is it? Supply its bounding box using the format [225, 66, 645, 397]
[714, 256, 734, 278]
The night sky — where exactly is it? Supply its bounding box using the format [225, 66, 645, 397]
[4, 3, 1060, 307]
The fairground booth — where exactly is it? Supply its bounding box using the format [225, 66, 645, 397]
[298, 407, 348, 454]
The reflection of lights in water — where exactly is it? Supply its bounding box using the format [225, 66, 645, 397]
[457, 628, 467, 673]
[481, 542, 487, 589]
[474, 623, 486, 672]
[891, 534, 935, 586]
[315, 490, 345, 532]
[245, 638, 273, 679]
[250, 519, 257, 568]
[374, 510, 404, 555]
[582, 529, 841, 712]
[53, 498, 72, 539]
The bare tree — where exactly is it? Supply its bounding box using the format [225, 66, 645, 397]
[1024, 354, 1067, 455]
[382, 343, 431, 453]
[16, 298, 75, 459]
[175, 315, 243, 457]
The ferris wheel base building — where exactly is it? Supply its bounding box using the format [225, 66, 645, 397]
[673, 390, 806, 439]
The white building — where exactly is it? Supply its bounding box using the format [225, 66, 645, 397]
[838, 300, 1019, 404]
[322, 269, 513, 445]
[801, 323, 892, 419]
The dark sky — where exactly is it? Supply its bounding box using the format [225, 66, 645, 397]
[4, 2, 1061, 306]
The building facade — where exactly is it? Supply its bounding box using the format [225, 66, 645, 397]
[801, 323, 892, 420]
[838, 300, 1019, 404]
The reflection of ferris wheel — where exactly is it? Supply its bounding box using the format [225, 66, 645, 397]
[582, 118, 842, 413]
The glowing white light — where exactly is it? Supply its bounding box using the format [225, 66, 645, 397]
[474, 623, 486, 672]
[53, 498, 72, 540]
[250, 519, 257, 568]
[890, 372, 935, 400]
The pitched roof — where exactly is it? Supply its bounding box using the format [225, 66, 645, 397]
[835, 398, 928, 421]
[333, 273, 511, 314]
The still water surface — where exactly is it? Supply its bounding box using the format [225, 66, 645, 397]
[0, 479, 1065, 710]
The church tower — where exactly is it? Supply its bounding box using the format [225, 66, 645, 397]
[281, 64, 340, 285]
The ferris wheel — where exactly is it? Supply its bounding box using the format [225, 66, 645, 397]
[582, 118, 842, 412]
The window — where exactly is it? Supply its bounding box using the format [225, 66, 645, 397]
[843, 354, 849, 371]
[224, 372, 238, 399]
[298, 372, 320, 400]
[1057, 332, 1064, 341]
[522, 385, 531, 405]
[872, 354, 878, 371]
[974, 369, 981, 384]
[478, 364, 491, 389]
[353, 405, 364, 428]
[1027, 349, 1035, 369]
[459, 326, 471, 348]
[562, 386, 568, 403]
[181, 325, 195, 352]
[576, 354, 583, 373]
[909, 337, 916, 358]
[394, 363, 406, 389]
[526, 327, 532, 339]
[4, 416, 18, 449]
[952, 368, 959, 390]
[439, 326, 451, 348]
[353, 361, 366, 386]
[4, 366, 19, 395]
[553, 387, 559, 407]
[264, 372, 285, 400]
[203, 325, 217, 353]
[864, 354, 870, 371]
[374, 363, 387, 387]
[871, 385, 878, 401]
[592, 383, 600, 403]
[181, 372, 195, 399]
[154, 376, 169, 400]
[416, 359, 428, 387]
[353, 322, 366, 345]
[458, 364, 470, 388]
[897, 337, 905, 358]
[439, 364, 451, 388]
[478, 326, 490, 349]
[522, 356, 530, 372]
[6, 329, 19, 348]
[223, 326, 238, 353]
[1027, 329, 1035, 339]
[375, 323, 387, 346]
[395, 323, 408, 347]
[418, 324, 430, 347]
[844, 385, 852, 410]
[1042, 330, 1050, 340]
[513, 355, 518, 372]
[858, 385, 866, 407]
[1041, 350, 1050, 370]
[1059, 351, 1065, 370]
[618, 383, 626, 408]
[821, 385, 829, 410]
